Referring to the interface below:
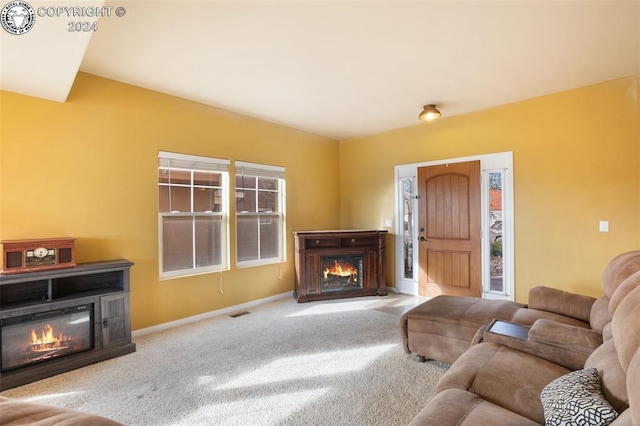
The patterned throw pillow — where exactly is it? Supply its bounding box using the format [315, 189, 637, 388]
[540, 367, 618, 426]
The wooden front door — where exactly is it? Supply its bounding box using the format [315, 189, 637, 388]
[418, 160, 481, 298]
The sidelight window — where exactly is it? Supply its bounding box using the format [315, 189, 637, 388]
[158, 151, 229, 278]
[401, 177, 415, 280]
[487, 170, 504, 293]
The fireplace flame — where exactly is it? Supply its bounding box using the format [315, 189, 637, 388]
[323, 260, 358, 281]
[30, 324, 73, 352]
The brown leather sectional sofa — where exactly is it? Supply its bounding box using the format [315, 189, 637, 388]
[0, 396, 122, 425]
[402, 251, 640, 425]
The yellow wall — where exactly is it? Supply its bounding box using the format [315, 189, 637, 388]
[339, 76, 640, 302]
[2, 74, 639, 328]
[0, 72, 340, 330]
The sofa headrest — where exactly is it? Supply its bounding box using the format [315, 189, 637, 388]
[601, 250, 640, 298]
[612, 285, 640, 374]
[627, 348, 640, 425]
[589, 296, 611, 333]
[609, 270, 640, 316]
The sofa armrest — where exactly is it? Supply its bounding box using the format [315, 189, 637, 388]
[528, 319, 602, 354]
[481, 319, 602, 370]
[527, 286, 596, 323]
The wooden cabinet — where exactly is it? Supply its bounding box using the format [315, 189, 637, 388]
[0, 260, 136, 390]
[293, 230, 388, 302]
[101, 293, 132, 349]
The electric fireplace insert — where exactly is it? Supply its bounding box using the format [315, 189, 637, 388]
[321, 255, 364, 293]
[1, 304, 93, 372]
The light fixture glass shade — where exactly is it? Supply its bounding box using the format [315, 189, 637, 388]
[419, 104, 441, 122]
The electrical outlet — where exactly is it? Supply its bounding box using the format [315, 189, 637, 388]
[384, 219, 393, 228]
[599, 221, 609, 232]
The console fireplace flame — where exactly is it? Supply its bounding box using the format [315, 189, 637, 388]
[321, 256, 363, 292]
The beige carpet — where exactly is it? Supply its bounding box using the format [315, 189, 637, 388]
[0, 294, 448, 425]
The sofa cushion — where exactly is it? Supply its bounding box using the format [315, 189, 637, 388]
[601, 251, 640, 298]
[590, 296, 612, 333]
[436, 342, 569, 424]
[541, 367, 618, 426]
[585, 340, 629, 413]
[400, 295, 525, 363]
[402, 296, 524, 330]
[527, 286, 595, 322]
[627, 348, 640, 426]
[511, 307, 590, 328]
[612, 286, 640, 374]
[0, 397, 122, 426]
[608, 270, 640, 316]
[407, 388, 539, 426]
[602, 322, 613, 342]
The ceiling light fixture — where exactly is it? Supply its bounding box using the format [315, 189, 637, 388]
[418, 104, 442, 122]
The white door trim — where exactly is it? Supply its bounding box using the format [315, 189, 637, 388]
[394, 151, 515, 301]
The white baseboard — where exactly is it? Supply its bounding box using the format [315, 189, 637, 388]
[132, 291, 293, 338]
[395, 280, 418, 295]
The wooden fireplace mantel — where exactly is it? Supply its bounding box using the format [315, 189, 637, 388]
[293, 229, 388, 303]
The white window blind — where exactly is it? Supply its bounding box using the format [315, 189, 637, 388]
[159, 151, 229, 172]
[235, 161, 285, 179]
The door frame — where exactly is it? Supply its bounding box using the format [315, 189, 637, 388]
[394, 151, 515, 301]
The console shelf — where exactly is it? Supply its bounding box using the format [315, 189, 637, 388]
[0, 259, 136, 390]
[293, 230, 388, 302]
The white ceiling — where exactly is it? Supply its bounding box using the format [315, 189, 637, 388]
[2, 1, 639, 140]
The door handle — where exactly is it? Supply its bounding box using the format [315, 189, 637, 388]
[419, 236, 429, 242]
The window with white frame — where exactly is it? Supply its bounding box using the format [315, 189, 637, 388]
[158, 151, 229, 278]
[235, 161, 285, 266]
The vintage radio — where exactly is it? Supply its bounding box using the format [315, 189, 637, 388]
[1, 238, 76, 275]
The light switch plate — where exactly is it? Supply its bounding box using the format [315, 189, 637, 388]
[599, 221, 609, 232]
